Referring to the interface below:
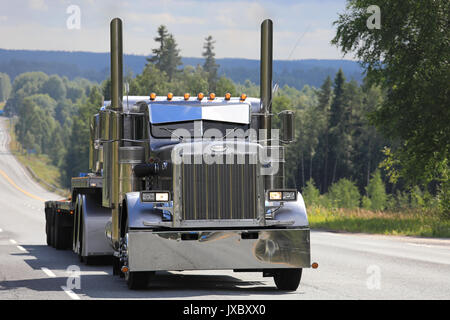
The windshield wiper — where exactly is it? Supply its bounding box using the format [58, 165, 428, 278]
[159, 127, 185, 141]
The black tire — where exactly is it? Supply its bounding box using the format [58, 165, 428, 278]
[46, 219, 51, 246]
[123, 216, 153, 289]
[54, 214, 65, 250]
[274, 268, 302, 291]
[77, 212, 84, 262]
[113, 256, 121, 276]
[126, 271, 153, 290]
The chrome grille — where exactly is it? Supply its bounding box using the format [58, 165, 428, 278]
[181, 156, 258, 220]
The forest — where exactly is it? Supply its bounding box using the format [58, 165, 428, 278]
[1, 4, 448, 226]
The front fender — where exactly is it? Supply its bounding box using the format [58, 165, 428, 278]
[124, 192, 164, 229]
[272, 192, 309, 227]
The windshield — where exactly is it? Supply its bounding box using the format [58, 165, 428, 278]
[151, 120, 250, 139]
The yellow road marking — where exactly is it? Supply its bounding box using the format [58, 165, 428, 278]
[0, 168, 45, 202]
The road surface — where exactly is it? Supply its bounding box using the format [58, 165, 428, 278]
[0, 117, 449, 300]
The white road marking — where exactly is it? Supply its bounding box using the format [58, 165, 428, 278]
[61, 286, 81, 300]
[41, 267, 56, 278]
[17, 245, 27, 252]
[407, 242, 449, 249]
[9, 239, 17, 244]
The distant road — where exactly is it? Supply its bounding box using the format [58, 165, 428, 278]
[0, 116, 449, 300]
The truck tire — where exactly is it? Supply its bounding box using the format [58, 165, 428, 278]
[54, 214, 65, 250]
[126, 271, 153, 290]
[273, 268, 302, 291]
[77, 214, 92, 264]
[46, 219, 51, 246]
[123, 217, 153, 289]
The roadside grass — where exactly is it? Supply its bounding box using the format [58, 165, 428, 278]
[308, 206, 450, 238]
[0, 102, 5, 110]
[7, 122, 69, 197]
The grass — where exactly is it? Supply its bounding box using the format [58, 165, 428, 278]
[7, 121, 69, 197]
[0, 102, 5, 110]
[308, 206, 450, 238]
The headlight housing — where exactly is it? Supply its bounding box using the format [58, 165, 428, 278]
[268, 190, 297, 202]
[141, 191, 171, 202]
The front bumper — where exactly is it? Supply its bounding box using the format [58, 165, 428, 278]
[128, 227, 310, 272]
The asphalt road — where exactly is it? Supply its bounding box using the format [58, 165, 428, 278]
[0, 117, 449, 300]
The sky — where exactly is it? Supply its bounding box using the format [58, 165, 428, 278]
[0, 0, 352, 60]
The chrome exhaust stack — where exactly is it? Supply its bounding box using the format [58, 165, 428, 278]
[260, 19, 281, 190]
[109, 17, 123, 249]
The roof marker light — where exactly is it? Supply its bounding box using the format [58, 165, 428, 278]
[150, 93, 156, 100]
[240, 93, 247, 101]
[209, 93, 216, 100]
[224, 93, 231, 100]
[167, 92, 173, 100]
[197, 92, 204, 100]
[184, 93, 190, 100]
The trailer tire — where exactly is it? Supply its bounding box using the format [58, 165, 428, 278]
[273, 268, 302, 291]
[46, 218, 52, 246]
[54, 214, 65, 250]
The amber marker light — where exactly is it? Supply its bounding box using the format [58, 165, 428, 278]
[150, 92, 156, 100]
[224, 93, 231, 100]
[209, 93, 216, 100]
[197, 92, 204, 100]
[312, 262, 319, 269]
[240, 93, 247, 101]
[184, 93, 190, 100]
[167, 92, 174, 100]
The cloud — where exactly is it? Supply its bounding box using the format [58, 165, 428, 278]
[28, 0, 48, 11]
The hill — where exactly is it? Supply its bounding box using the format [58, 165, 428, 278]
[0, 49, 363, 89]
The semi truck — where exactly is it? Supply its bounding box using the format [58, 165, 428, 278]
[44, 18, 311, 290]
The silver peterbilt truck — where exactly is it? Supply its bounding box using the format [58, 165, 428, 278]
[44, 18, 311, 290]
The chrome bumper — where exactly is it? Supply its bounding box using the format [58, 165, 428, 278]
[128, 228, 310, 272]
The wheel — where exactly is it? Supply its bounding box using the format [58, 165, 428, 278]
[45, 218, 51, 246]
[77, 208, 84, 262]
[121, 216, 153, 289]
[54, 214, 65, 250]
[273, 268, 302, 291]
[126, 271, 153, 290]
[113, 256, 121, 276]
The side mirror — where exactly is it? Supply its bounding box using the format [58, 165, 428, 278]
[279, 110, 295, 143]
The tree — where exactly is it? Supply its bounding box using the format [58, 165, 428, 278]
[161, 34, 182, 81]
[332, 0, 450, 186]
[147, 25, 170, 68]
[328, 178, 361, 209]
[0, 72, 12, 102]
[215, 76, 237, 96]
[63, 86, 102, 186]
[316, 76, 332, 192]
[41, 75, 66, 101]
[4, 72, 49, 115]
[203, 35, 219, 92]
[147, 26, 182, 81]
[365, 170, 387, 211]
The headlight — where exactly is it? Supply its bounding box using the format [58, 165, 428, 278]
[141, 191, 170, 202]
[268, 190, 297, 201]
[268, 191, 282, 201]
